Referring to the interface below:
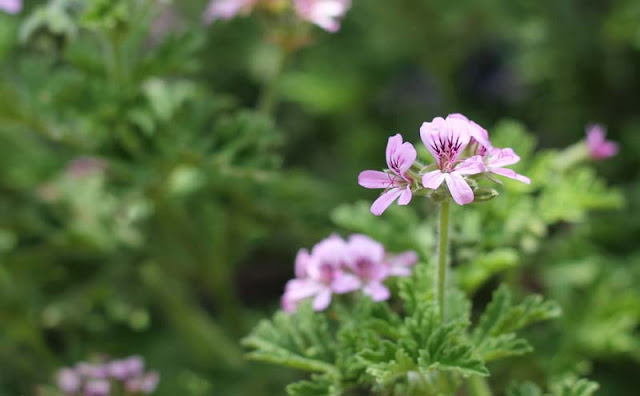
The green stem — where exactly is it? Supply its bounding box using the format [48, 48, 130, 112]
[257, 46, 289, 116]
[468, 376, 493, 396]
[437, 200, 450, 319]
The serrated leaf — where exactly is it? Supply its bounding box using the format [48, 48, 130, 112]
[552, 378, 599, 396]
[477, 334, 533, 362]
[286, 375, 334, 396]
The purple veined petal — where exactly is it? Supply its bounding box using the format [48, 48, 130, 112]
[454, 155, 485, 175]
[331, 272, 361, 293]
[486, 148, 521, 168]
[445, 173, 475, 205]
[385, 134, 403, 168]
[448, 114, 493, 151]
[385, 134, 417, 175]
[490, 167, 531, 184]
[370, 188, 404, 216]
[312, 288, 332, 311]
[363, 282, 391, 301]
[420, 117, 448, 160]
[294, 248, 311, 278]
[358, 170, 394, 189]
[422, 170, 446, 190]
[397, 186, 412, 205]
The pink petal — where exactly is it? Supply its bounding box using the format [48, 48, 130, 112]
[386, 134, 417, 175]
[284, 279, 323, 300]
[397, 186, 412, 205]
[454, 156, 485, 175]
[445, 173, 475, 205]
[358, 170, 393, 189]
[586, 124, 606, 146]
[385, 134, 403, 165]
[491, 167, 531, 184]
[422, 170, 446, 190]
[0, 0, 21, 14]
[363, 282, 390, 301]
[294, 249, 311, 278]
[312, 289, 332, 311]
[420, 117, 448, 160]
[386, 251, 418, 277]
[486, 148, 520, 168]
[331, 273, 361, 293]
[370, 188, 404, 216]
[347, 234, 385, 262]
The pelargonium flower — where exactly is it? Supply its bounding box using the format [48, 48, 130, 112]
[586, 124, 618, 160]
[203, 0, 258, 24]
[294, 0, 351, 32]
[420, 115, 485, 205]
[281, 235, 360, 312]
[346, 235, 390, 301]
[385, 251, 418, 277]
[358, 134, 417, 216]
[482, 148, 531, 184]
[0, 0, 21, 14]
[106, 355, 144, 380]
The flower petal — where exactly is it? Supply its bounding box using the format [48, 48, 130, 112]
[486, 148, 521, 168]
[490, 167, 531, 184]
[422, 170, 446, 190]
[445, 173, 475, 205]
[397, 186, 412, 205]
[420, 117, 448, 160]
[370, 188, 403, 216]
[294, 248, 311, 278]
[454, 155, 485, 175]
[363, 282, 390, 301]
[358, 170, 393, 189]
[331, 273, 362, 293]
[312, 289, 332, 311]
[386, 134, 416, 175]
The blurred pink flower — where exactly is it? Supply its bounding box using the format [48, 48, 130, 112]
[358, 134, 416, 216]
[420, 115, 485, 205]
[56, 368, 81, 394]
[282, 235, 360, 312]
[0, 0, 21, 14]
[385, 251, 418, 277]
[586, 124, 618, 160]
[126, 371, 160, 394]
[483, 148, 530, 184]
[294, 0, 351, 32]
[203, 0, 258, 24]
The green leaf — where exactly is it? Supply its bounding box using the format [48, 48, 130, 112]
[507, 381, 543, 396]
[286, 375, 334, 396]
[551, 378, 599, 396]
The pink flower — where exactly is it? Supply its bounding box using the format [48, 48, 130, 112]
[586, 124, 618, 160]
[56, 368, 81, 394]
[346, 235, 390, 301]
[0, 0, 21, 14]
[483, 148, 531, 184]
[281, 235, 360, 312]
[420, 115, 485, 205]
[294, 0, 351, 32]
[106, 355, 144, 380]
[447, 113, 493, 154]
[203, 0, 258, 24]
[358, 134, 417, 216]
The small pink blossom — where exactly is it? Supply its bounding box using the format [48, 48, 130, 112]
[203, 0, 258, 24]
[56, 368, 81, 394]
[126, 371, 160, 394]
[586, 124, 618, 160]
[420, 115, 485, 205]
[281, 235, 360, 312]
[346, 235, 390, 301]
[483, 148, 531, 184]
[0, 0, 21, 14]
[358, 134, 416, 216]
[294, 0, 351, 32]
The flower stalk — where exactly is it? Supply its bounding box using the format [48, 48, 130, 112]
[437, 199, 450, 319]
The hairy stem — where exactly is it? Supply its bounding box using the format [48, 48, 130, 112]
[437, 200, 450, 319]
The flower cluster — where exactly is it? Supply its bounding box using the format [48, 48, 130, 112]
[56, 356, 159, 396]
[0, 0, 21, 14]
[203, 0, 351, 32]
[281, 234, 418, 312]
[359, 113, 531, 215]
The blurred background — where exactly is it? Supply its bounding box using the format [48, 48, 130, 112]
[1, 0, 639, 395]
